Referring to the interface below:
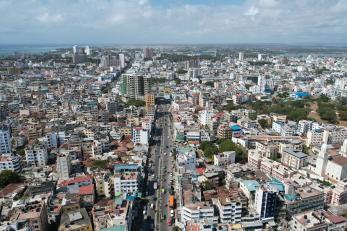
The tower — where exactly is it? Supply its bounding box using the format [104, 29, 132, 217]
[315, 143, 329, 176]
[340, 139, 347, 157]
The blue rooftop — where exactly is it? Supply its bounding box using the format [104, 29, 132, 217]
[284, 194, 297, 201]
[242, 180, 260, 192]
[101, 225, 126, 231]
[114, 163, 140, 172]
[230, 124, 242, 131]
[294, 92, 310, 98]
[267, 178, 285, 192]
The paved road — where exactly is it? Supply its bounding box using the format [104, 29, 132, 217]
[140, 103, 174, 231]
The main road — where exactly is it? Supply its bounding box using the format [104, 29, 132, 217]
[140, 102, 174, 231]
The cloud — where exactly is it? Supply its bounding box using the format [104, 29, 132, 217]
[37, 12, 63, 24]
[0, 0, 346, 44]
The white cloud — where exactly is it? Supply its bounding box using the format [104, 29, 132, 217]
[0, 0, 346, 44]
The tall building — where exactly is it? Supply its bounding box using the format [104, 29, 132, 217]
[185, 58, 200, 69]
[25, 143, 48, 167]
[145, 93, 155, 114]
[255, 185, 277, 219]
[56, 153, 72, 180]
[119, 53, 125, 68]
[122, 74, 152, 100]
[0, 126, 11, 154]
[143, 47, 153, 59]
[238, 52, 244, 61]
[72, 45, 87, 64]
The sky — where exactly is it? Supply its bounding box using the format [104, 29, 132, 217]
[0, 0, 347, 44]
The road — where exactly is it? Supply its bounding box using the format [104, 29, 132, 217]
[139, 102, 174, 231]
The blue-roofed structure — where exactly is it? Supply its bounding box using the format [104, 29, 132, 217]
[230, 124, 242, 131]
[291, 91, 310, 99]
[267, 178, 285, 192]
[114, 163, 141, 173]
[241, 180, 260, 192]
[101, 225, 126, 231]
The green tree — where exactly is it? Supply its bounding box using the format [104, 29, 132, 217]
[258, 119, 271, 128]
[204, 81, 214, 87]
[91, 160, 108, 170]
[0, 170, 22, 189]
[176, 69, 187, 74]
[125, 99, 146, 107]
[201, 180, 213, 191]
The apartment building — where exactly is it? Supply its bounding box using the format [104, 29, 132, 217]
[212, 197, 242, 224]
[281, 148, 308, 169]
[25, 143, 48, 167]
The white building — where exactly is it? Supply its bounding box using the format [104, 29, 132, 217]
[177, 147, 196, 174]
[213, 151, 235, 167]
[0, 126, 11, 154]
[0, 154, 21, 172]
[56, 153, 71, 180]
[199, 109, 213, 126]
[114, 173, 139, 195]
[132, 127, 149, 145]
[182, 203, 218, 224]
[307, 129, 324, 146]
[119, 53, 125, 69]
[25, 143, 48, 167]
[255, 185, 277, 220]
[212, 197, 242, 224]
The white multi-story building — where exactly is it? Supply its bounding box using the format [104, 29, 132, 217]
[114, 172, 139, 195]
[132, 127, 149, 145]
[56, 153, 71, 180]
[212, 198, 242, 224]
[199, 109, 213, 126]
[0, 154, 21, 172]
[182, 203, 218, 224]
[25, 143, 48, 167]
[297, 120, 313, 135]
[213, 151, 235, 167]
[307, 129, 324, 146]
[0, 126, 11, 154]
[177, 146, 196, 174]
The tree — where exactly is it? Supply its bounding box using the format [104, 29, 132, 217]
[0, 170, 22, 189]
[125, 99, 146, 107]
[174, 78, 181, 85]
[201, 180, 213, 191]
[91, 160, 108, 170]
[258, 119, 271, 128]
[176, 69, 187, 74]
[199, 141, 218, 159]
[204, 81, 214, 87]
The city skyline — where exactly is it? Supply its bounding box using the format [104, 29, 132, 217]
[1, 0, 347, 45]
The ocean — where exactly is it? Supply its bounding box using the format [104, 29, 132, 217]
[0, 44, 71, 56]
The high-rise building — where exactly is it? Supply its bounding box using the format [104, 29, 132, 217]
[56, 153, 72, 180]
[85, 46, 91, 55]
[119, 53, 125, 68]
[72, 45, 87, 64]
[238, 52, 244, 61]
[143, 47, 153, 59]
[185, 58, 200, 69]
[0, 126, 11, 154]
[255, 185, 277, 219]
[122, 74, 152, 100]
[25, 143, 48, 167]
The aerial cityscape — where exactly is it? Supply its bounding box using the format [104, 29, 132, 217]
[1, 1, 347, 231]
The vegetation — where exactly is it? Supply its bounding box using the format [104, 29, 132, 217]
[199, 141, 219, 159]
[216, 139, 247, 162]
[176, 69, 187, 74]
[204, 81, 214, 87]
[336, 97, 347, 121]
[247, 99, 311, 121]
[201, 180, 213, 191]
[91, 160, 108, 170]
[0, 170, 22, 189]
[317, 96, 337, 124]
[152, 78, 167, 84]
[174, 78, 182, 85]
[125, 99, 146, 107]
[258, 119, 271, 128]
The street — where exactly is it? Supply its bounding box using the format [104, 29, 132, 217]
[136, 102, 174, 231]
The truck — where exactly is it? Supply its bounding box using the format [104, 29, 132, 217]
[153, 182, 158, 190]
[169, 195, 175, 208]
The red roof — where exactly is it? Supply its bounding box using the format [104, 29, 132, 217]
[79, 184, 94, 195]
[59, 175, 93, 187]
[196, 167, 205, 175]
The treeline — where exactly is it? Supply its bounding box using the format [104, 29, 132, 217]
[199, 139, 247, 162]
